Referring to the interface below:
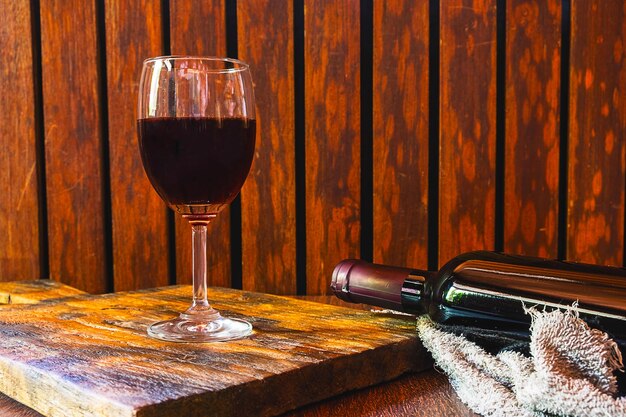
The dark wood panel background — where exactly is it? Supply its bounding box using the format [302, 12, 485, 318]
[373, 0, 430, 269]
[505, 0, 561, 259]
[568, 0, 625, 266]
[306, 0, 361, 295]
[105, 0, 170, 292]
[41, 0, 107, 294]
[239, 0, 297, 294]
[439, 0, 497, 263]
[0, 1, 40, 281]
[1, 0, 625, 295]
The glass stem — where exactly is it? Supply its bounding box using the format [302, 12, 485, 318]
[189, 217, 212, 312]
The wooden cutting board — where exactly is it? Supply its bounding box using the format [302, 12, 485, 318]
[0, 285, 427, 417]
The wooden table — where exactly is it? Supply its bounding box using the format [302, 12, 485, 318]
[0, 282, 477, 417]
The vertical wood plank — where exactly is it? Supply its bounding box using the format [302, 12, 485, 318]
[106, 1, 170, 290]
[568, 0, 625, 266]
[439, 0, 497, 264]
[305, 0, 361, 294]
[169, 0, 231, 287]
[504, 0, 561, 258]
[0, 0, 40, 281]
[238, 0, 296, 294]
[373, 0, 430, 269]
[40, 0, 107, 292]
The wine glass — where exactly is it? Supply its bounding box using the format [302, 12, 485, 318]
[137, 56, 256, 342]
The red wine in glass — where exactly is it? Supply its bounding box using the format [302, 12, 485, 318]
[138, 117, 256, 215]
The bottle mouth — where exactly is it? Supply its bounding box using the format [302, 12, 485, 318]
[330, 259, 359, 301]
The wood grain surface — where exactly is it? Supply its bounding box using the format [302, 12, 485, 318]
[305, 0, 361, 294]
[504, 0, 561, 258]
[169, 0, 232, 287]
[40, 0, 107, 293]
[105, 0, 170, 291]
[0, 284, 464, 417]
[0, 286, 426, 417]
[0, 280, 85, 305]
[0, 0, 40, 281]
[238, 0, 297, 294]
[439, 0, 497, 265]
[0, 283, 81, 417]
[0, 368, 477, 417]
[289, 369, 478, 417]
[568, 0, 625, 266]
[0, 395, 42, 417]
[373, 0, 430, 269]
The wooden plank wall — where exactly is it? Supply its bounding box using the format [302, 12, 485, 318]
[1, 0, 625, 295]
[0, 1, 40, 281]
[505, 0, 561, 259]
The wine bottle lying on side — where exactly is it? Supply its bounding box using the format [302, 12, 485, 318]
[330, 251, 626, 343]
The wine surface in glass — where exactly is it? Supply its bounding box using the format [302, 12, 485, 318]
[138, 117, 256, 214]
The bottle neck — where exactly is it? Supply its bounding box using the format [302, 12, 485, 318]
[330, 259, 433, 314]
[400, 270, 432, 315]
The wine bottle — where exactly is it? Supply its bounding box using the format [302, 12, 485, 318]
[331, 251, 626, 341]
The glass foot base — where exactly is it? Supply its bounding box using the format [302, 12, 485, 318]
[147, 309, 252, 343]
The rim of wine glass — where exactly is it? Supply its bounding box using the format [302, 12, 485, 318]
[142, 55, 250, 73]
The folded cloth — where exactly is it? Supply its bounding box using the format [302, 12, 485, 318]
[417, 309, 626, 417]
